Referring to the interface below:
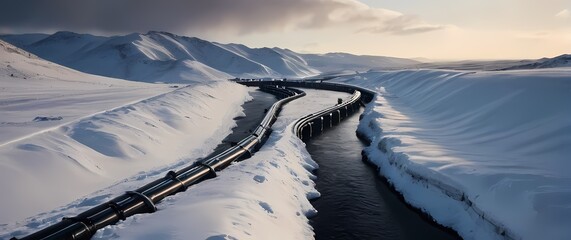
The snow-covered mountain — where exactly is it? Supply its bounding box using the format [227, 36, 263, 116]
[500, 54, 571, 70]
[1, 31, 421, 83]
[1, 31, 322, 82]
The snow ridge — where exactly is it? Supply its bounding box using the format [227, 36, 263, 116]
[337, 69, 571, 240]
[0, 41, 253, 227]
[2, 31, 319, 82]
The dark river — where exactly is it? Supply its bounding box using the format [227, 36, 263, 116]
[205, 89, 276, 158]
[306, 108, 461, 240]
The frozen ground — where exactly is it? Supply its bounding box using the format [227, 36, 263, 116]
[0, 41, 252, 228]
[334, 69, 571, 240]
[2, 89, 351, 239]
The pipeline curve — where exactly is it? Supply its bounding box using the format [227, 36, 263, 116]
[235, 80, 376, 141]
[12, 85, 304, 240]
[15, 80, 375, 240]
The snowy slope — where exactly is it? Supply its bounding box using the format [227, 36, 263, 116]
[2, 89, 352, 240]
[0, 40, 173, 146]
[1, 31, 319, 82]
[0, 40, 252, 226]
[10, 31, 234, 83]
[335, 69, 571, 240]
[216, 44, 318, 77]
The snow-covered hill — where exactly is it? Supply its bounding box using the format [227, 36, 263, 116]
[0, 40, 252, 226]
[500, 54, 571, 70]
[1, 31, 421, 82]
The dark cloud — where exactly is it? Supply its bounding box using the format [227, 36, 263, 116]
[0, 0, 443, 35]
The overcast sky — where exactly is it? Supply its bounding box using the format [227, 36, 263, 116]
[0, 0, 569, 60]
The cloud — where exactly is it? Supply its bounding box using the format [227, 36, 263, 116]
[0, 0, 443, 35]
[555, 9, 570, 19]
[357, 15, 445, 35]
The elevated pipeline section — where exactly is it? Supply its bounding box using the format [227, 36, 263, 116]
[235, 80, 376, 141]
[236, 80, 375, 107]
[12, 85, 305, 240]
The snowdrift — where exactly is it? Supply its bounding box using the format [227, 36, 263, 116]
[0, 40, 252, 227]
[3, 89, 351, 240]
[0, 40, 173, 146]
[336, 69, 571, 240]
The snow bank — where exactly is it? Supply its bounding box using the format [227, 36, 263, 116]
[94, 129, 319, 240]
[0, 81, 250, 226]
[91, 89, 350, 240]
[0, 40, 173, 146]
[336, 69, 571, 240]
[2, 89, 349, 239]
[0, 40, 252, 228]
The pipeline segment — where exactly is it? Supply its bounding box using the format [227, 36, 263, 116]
[11, 85, 305, 240]
[236, 80, 375, 106]
[292, 90, 362, 141]
[235, 80, 376, 142]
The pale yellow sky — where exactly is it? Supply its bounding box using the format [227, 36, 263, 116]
[199, 0, 571, 60]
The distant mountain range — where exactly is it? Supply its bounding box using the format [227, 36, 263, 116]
[411, 54, 571, 72]
[1, 31, 419, 83]
[498, 54, 571, 70]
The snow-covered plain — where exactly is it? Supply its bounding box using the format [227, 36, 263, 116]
[335, 69, 571, 240]
[0, 41, 252, 229]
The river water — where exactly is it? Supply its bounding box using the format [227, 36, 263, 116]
[204, 89, 276, 158]
[306, 108, 461, 240]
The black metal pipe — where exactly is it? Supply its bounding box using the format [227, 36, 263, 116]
[12, 85, 305, 240]
[15, 80, 368, 240]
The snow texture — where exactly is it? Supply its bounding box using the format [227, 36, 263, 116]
[2, 88, 350, 240]
[91, 89, 350, 240]
[335, 69, 571, 240]
[0, 40, 251, 229]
